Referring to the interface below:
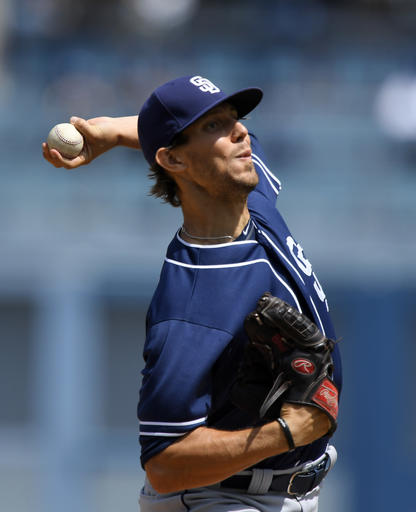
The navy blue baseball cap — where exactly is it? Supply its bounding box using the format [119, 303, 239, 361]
[138, 75, 263, 165]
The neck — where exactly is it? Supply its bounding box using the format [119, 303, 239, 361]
[180, 198, 250, 245]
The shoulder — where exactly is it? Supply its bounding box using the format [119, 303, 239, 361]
[248, 133, 282, 205]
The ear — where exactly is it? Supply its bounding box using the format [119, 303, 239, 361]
[155, 147, 186, 173]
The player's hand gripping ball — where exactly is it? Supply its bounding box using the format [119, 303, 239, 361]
[47, 123, 84, 159]
[231, 292, 339, 436]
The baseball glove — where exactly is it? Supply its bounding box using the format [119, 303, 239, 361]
[231, 292, 339, 436]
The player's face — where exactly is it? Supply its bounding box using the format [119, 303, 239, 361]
[175, 103, 258, 201]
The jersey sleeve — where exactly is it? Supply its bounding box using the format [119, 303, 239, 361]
[137, 319, 233, 467]
[248, 133, 282, 207]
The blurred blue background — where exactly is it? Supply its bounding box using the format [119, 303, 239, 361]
[1, 0, 416, 511]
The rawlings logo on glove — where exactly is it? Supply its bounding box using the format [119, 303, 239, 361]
[291, 358, 316, 374]
[231, 292, 339, 436]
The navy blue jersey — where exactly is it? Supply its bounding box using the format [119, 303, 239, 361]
[138, 134, 342, 470]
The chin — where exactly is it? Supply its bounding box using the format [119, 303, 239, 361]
[245, 164, 259, 188]
[219, 162, 259, 198]
[235, 174, 258, 196]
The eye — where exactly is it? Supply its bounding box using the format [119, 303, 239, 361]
[204, 119, 222, 132]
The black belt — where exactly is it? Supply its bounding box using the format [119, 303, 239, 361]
[219, 454, 330, 496]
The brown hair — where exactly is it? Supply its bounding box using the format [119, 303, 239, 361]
[148, 131, 189, 207]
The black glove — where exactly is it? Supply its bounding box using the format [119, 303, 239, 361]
[231, 292, 339, 436]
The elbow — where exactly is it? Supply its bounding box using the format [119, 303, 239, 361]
[145, 458, 182, 494]
[146, 473, 174, 494]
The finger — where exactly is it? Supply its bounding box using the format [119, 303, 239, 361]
[42, 142, 85, 170]
[42, 142, 64, 168]
[62, 153, 87, 169]
[70, 116, 97, 141]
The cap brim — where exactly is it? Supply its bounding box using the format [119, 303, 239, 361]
[226, 87, 263, 118]
[179, 87, 263, 136]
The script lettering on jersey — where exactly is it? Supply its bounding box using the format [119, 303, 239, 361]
[286, 236, 329, 311]
[190, 76, 221, 94]
[286, 236, 312, 276]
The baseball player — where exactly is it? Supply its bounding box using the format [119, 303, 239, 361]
[43, 75, 342, 512]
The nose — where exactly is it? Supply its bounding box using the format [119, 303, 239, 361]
[231, 119, 249, 142]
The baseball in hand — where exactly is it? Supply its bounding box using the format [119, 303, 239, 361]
[47, 123, 84, 159]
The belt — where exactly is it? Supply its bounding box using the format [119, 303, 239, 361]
[219, 447, 336, 496]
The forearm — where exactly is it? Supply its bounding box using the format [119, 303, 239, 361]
[145, 423, 283, 493]
[110, 115, 140, 149]
[145, 405, 329, 494]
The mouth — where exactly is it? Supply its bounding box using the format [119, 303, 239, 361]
[236, 149, 252, 159]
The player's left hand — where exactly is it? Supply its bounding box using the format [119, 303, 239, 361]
[280, 403, 331, 447]
[231, 292, 339, 436]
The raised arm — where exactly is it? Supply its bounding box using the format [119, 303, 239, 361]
[42, 115, 140, 170]
[145, 403, 330, 494]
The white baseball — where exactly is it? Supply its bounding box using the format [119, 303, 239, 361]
[47, 123, 84, 159]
